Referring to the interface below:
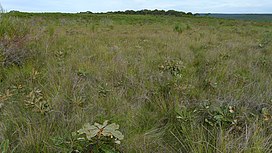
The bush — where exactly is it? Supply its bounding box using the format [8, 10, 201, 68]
[173, 24, 191, 34]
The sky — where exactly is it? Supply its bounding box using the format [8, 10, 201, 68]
[1, 0, 272, 13]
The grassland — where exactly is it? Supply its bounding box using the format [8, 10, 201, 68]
[203, 14, 272, 22]
[1, 12, 272, 152]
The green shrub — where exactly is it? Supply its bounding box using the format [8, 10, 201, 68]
[173, 24, 191, 34]
[72, 120, 124, 153]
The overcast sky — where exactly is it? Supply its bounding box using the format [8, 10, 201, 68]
[1, 0, 272, 13]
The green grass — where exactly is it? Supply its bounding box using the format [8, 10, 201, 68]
[1, 12, 272, 152]
[203, 14, 272, 22]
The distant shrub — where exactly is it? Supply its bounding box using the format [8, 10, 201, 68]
[173, 24, 191, 34]
[187, 12, 193, 16]
[174, 25, 183, 34]
[107, 9, 189, 17]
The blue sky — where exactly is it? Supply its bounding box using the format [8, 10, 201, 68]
[1, 0, 272, 13]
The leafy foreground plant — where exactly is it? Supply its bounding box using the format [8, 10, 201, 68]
[72, 120, 124, 153]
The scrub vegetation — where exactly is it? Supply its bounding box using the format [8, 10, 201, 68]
[1, 9, 272, 153]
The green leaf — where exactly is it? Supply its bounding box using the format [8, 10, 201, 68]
[106, 123, 119, 130]
[262, 108, 269, 115]
[94, 122, 104, 129]
[77, 123, 100, 140]
[76, 121, 124, 141]
[86, 129, 100, 140]
[0, 139, 9, 153]
[115, 140, 121, 144]
[205, 119, 214, 126]
[103, 120, 109, 127]
[72, 132, 77, 137]
[100, 146, 118, 153]
[77, 123, 91, 134]
[214, 115, 223, 121]
[111, 131, 124, 140]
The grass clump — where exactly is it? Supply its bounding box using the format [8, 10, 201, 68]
[173, 24, 191, 34]
[0, 11, 30, 67]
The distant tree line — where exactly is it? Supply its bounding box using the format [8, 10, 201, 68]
[79, 9, 196, 16]
[8, 9, 197, 17]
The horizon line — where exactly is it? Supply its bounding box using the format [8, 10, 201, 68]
[5, 9, 272, 15]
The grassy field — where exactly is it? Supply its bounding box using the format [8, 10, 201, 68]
[202, 14, 272, 22]
[1, 12, 272, 152]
